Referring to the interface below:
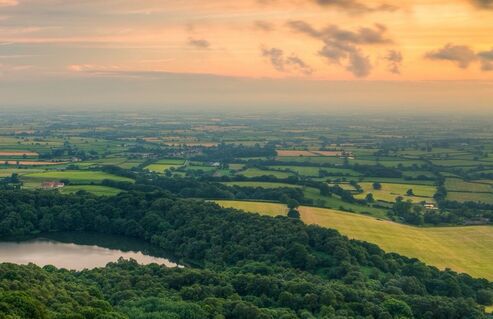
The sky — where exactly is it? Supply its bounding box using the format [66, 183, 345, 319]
[0, 0, 492, 112]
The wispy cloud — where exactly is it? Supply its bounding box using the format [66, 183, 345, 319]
[314, 0, 398, 14]
[188, 38, 210, 49]
[426, 44, 493, 71]
[288, 20, 392, 77]
[254, 20, 274, 32]
[470, 0, 493, 9]
[385, 50, 403, 74]
[261, 47, 313, 75]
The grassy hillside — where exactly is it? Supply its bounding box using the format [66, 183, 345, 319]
[216, 200, 493, 280]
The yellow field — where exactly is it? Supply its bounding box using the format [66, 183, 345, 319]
[217, 200, 288, 217]
[216, 201, 493, 280]
[0, 151, 38, 156]
[353, 182, 436, 203]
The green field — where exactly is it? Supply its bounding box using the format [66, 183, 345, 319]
[223, 181, 300, 188]
[145, 164, 181, 173]
[60, 185, 122, 196]
[21, 170, 133, 185]
[447, 192, 493, 204]
[0, 168, 43, 177]
[236, 168, 293, 178]
[216, 200, 493, 280]
[268, 165, 321, 177]
[353, 182, 436, 203]
[445, 178, 493, 193]
[144, 158, 186, 173]
[154, 159, 186, 165]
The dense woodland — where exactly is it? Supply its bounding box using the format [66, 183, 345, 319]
[0, 190, 492, 318]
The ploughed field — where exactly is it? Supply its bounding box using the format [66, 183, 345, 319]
[216, 200, 493, 280]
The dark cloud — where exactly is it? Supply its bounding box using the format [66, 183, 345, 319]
[288, 21, 391, 44]
[285, 55, 313, 75]
[346, 51, 372, 77]
[478, 49, 493, 71]
[471, 0, 493, 9]
[426, 44, 493, 72]
[254, 20, 275, 32]
[188, 38, 210, 49]
[261, 47, 313, 75]
[314, 0, 398, 14]
[262, 47, 285, 72]
[385, 50, 403, 74]
[288, 21, 392, 77]
[425, 44, 477, 68]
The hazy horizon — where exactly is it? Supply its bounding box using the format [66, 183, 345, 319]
[0, 0, 492, 113]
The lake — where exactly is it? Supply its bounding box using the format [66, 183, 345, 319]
[0, 232, 180, 270]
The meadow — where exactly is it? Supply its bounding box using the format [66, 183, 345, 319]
[236, 168, 293, 178]
[445, 178, 493, 193]
[21, 170, 133, 185]
[216, 200, 493, 280]
[353, 182, 436, 203]
[60, 185, 122, 196]
[222, 181, 300, 188]
[447, 192, 493, 204]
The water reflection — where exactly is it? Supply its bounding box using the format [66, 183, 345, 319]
[0, 232, 180, 271]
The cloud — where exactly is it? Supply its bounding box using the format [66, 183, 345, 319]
[426, 44, 493, 72]
[261, 47, 313, 75]
[425, 44, 477, 68]
[188, 38, 210, 49]
[385, 50, 403, 74]
[314, 0, 398, 14]
[346, 51, 371, 77]
[288, 21, 392, 77]
[478, 49, 493, 71]
[470, 0, 493, 9]
[285, 55, 313, 75]
[262, 47, 284, 72]
[254, 20, 275, 32]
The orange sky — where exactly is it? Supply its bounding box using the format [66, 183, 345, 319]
[0, 0, 492, 111]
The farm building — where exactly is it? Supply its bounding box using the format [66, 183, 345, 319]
[42, 181, 65, 189]
[424, 203, 438, 210]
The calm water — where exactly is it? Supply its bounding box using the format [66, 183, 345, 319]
[0, 232, 180, 270]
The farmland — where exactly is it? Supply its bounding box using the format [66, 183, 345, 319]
[0, 112, 493, 317]
[21, 170, 133, 186]
[60, 185, 122, 196]
[216, 200, 493, 280]
[353, 182, 436, 203]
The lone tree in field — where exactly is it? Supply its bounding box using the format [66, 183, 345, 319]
[365, 193, 375, 203]
[372, 182, 382, 190]
[287, 199, 300, 210]
[406, 189, 414, 196]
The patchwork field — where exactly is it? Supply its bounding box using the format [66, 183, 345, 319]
[445, 178, 493, 193]
[447, 192, 493, 204]
[236, 168, 293, 178]
[216, 200, 288, 217]
[0, 151, 38, 156]
[276, 150, 319, 157]
[353, 182, 436, 203]
[216, 200, 493, 280]
[145, 164, 181, 173]
[223, 181, 300, 188]
[1, 161, 66, 166]
[21, 170, 133, 185]
[60, 185, 122, 196]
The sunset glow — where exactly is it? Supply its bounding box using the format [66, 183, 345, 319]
[0, 0, 492, 111]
